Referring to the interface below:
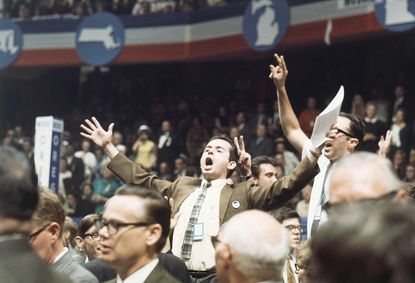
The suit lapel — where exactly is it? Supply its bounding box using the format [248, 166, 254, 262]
[219, 184, 233, 225]
[144, 263, 163, 283]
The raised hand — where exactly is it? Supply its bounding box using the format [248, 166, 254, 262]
[269, 53, 288, 88]
[378, 130, 392, 158]
[80, 117, 114, 148]
[234, 135, 252, 176]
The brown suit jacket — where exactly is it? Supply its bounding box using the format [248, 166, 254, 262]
[108, 153, 319, 225]
[104, 263, 180, 283]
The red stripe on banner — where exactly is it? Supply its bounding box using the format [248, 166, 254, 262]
[13, 12, 388, 66]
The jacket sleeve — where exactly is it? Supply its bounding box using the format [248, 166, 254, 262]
[107, 153, 173, 196]
[247, 156, 319, 210]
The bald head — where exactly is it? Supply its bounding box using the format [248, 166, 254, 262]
[329, 152, 402, 204]
[216, 210, 289, 283]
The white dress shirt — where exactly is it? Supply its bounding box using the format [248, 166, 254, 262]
[116, 258, 159, 283]
[172, 178, 226, 271]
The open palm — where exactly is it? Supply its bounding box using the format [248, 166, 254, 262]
[80, 117, 114, 147]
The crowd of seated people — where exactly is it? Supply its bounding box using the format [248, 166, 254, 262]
[2, 0, 244, 20]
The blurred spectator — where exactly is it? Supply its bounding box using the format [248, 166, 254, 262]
[311, 203, 415, 283]
[92, 165, 121, 213]
[186, 117, 208, 165]
[214, 106, 230, 135]
[75, 140, 97, 181]
[248, 123, 274, 158]
[63, 143, 85, 198]
[59, 158, 72, 201]
[295, 241, 314, 283]
[248, 102, 269, 135]
[275, 137, 299, 176]
[30, 188, 98, 283]
[158, 161, 174, 181]
[296, 183, 311, 218]
[369, 87, 390, 123]
[132, 125, 157, 170]
[234, 111, 249, 137]
[391, 84, 409, 120]
[74, 214, 102, 263]
[392, 149, 406, 180]
[76, 182, 96, 216]
[251, 155, 278, 187]
[299, 97, 320, 138]
[173, 156, 187, 177]
[390, 108, 410, 157]
[229, 126, 240, 140]
[112, 131, 126, 155]
[350, 94, 365, 121]
[404, 163, 415, 183]
[361, 101, 387, 153]
[157, 120, 178, 169]
[270, 207, 301, 283]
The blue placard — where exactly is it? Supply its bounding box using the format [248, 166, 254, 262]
[242, 0, 289, 52]
[375, 0, 415, 32]
[76, 12, 125, 66]
[0, 19, 22, 69]
[48, 131, 62, 194]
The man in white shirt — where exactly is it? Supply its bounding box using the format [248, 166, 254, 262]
[270, 54, 365, 237]
[30, 188, 98, 283]
[80, 117, 322, 280]
[98, 185, 180, 283]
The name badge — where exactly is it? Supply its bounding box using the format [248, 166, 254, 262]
[192, 223, 204, 241]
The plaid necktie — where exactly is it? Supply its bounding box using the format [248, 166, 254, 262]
[181, 181, 211, 261]
[311, 163, 332, 235]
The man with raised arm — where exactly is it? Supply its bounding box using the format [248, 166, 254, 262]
[269, 54, 365, 237]
[81, 118, 322, 280]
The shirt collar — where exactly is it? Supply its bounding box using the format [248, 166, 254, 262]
[201, 178, 227, 188]
[116, 258, 159, 283]
[53, 247, 69, 264]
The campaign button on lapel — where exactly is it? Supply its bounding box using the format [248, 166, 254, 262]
[232, 200, 240, 209]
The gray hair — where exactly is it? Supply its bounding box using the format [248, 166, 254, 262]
[331, 152, 402, 193]
[221, 218, 289, 281]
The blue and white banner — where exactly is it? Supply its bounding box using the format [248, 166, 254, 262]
[34, 116, 64, 194]
[375, 0, 415, 32]
[242, 0, 289, 52]
[0, 18, 22, 69]
[76, 12, 125, 66]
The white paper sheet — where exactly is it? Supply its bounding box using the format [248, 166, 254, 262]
[310, 85, 344, 148]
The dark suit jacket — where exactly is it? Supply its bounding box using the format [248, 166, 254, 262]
[53, 248, 98, 283]
[0, 237, 71, 283]
[104, 263, 180, 283]
[108, 153, 318, 225]
[85, 253, 191, 283]
[248, 136, 275, 158]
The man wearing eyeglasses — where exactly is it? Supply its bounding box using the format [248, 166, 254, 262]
[75, 213, 103, 263]
[98, 185, 180, 283]
[0, 146, 71, 283]
[30, 188, 98, 283]
[270, 54, 365, 237]
[271, 207, 302, 283]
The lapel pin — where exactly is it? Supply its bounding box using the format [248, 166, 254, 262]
[232, 200, 240, 209]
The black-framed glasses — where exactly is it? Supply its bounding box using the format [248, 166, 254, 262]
[336, 128, 355, 139]
[323, 190, 398, 215]
[98, 219, 152, 235]
[284, 225, 303, 233]
[83, 232, 102, 241]
[27, 223, 49, 242]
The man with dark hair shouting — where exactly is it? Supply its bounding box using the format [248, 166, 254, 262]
[81, 118, 323, 280]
